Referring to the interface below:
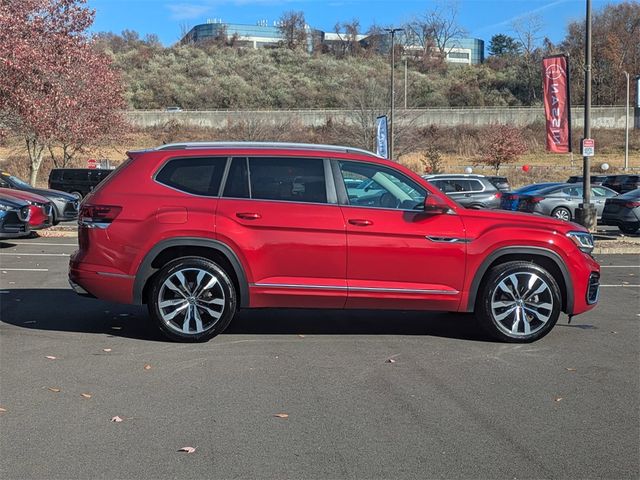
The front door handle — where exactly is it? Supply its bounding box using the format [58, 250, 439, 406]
[236, 212, 261, 220]
[348, 219, 373, 226]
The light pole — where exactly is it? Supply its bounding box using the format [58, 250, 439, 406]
[384, 27, 403, 160]
[577, 0, 597, 230]
[404, 57, 408, 109]
[623, 71, 629, 171]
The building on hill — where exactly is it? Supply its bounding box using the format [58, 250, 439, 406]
[181, 20, 484, 64]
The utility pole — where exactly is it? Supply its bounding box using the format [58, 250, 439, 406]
[384, 28, 403, 160]
[576, 0, 597, 230]
[404, 57, 408, 109]
[624, 71, 629, 171]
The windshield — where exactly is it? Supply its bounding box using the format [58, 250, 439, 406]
[8, 175, 32, 188]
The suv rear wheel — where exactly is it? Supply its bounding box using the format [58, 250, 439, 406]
[476, 261, 561, 343]
[147, 257, 236, 342]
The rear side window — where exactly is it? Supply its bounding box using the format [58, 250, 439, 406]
[223, 158, 249, 198]
[156, 157, 226, 196]
[49, 170, 62, 181]
[248, 157, 327, 204]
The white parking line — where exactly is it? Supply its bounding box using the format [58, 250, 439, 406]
[1, 268, 49, 272]
[600, 265, 639, 268]
[600, 284, 640, 287]
[6, 242, 77, 247]
[0, 253, 70, 257]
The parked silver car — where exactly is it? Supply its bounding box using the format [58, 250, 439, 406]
[501, 183, 618, 221]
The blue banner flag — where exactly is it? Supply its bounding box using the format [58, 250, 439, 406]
[376, 115, 388, 159]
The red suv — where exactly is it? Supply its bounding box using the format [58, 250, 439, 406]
[69, 142, 600, 343]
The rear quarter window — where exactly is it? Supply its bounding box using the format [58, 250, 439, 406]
[156, 157, 227, 196]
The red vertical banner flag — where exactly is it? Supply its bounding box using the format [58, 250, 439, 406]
[542, 55, 572, 153]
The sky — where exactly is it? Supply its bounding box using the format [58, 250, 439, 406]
[86, 0, 613, 46]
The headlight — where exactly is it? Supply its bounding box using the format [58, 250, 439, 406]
[567, 231, 594, 254]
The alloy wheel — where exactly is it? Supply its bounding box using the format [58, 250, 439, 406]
[490, 272, 554, 337]
[157, 268, 226, 336]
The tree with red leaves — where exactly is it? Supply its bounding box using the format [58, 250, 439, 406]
[479, 125, 528, 174]
[0, 0, 125, 185]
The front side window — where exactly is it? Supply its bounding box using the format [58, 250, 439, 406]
[339, 161, 426, 210]
[248, 157, 327, 204]
[156, 157, 226, 196]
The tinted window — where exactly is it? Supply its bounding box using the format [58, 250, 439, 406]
[248, 157, 326, 204]
[468, 180, 485, 191]
[223, 158, 249, 198]
[49, 170, 62, 181]
[156, 157, 226, 196]
[340, 161, 426, 210]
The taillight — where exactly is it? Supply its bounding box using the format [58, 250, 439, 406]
[79, 205, 122, 228]
[530, 196, 544, 203]
[494, 192, 502, 199]
[624, 201, 640, 208]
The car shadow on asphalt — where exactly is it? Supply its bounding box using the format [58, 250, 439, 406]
[0, 289, 487, 343]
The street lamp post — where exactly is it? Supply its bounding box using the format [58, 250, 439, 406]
[623, 71, 629, 171]
[577, 0, 597, 230]
[384, 27, 403, 160]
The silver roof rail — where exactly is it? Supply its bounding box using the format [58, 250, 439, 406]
[154, 141, 382, 158]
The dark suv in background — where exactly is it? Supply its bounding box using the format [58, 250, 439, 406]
[567, 175, 608, 186]
[49, 168, 112, 199]
[602, 175, 640, 194]
[423, 174, 502, 209]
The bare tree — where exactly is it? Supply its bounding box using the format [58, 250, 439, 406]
[278, 11, 307, 50]
[510, 14, 543, 104]
[406, 1, 467, 62]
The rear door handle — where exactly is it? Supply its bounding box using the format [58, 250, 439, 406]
[348, 219, 373, 226]
[236, 212, 261, 220]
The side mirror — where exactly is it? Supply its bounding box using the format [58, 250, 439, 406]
[423, 195, 451, 214]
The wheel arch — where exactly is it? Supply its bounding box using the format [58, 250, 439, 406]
[133, 238, 250, 308]
[466, 246, 573, 314]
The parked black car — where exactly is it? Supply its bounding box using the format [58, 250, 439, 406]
[0, 172, 79, 224]
[486, 176, 511, 192]
[601, 188, 640, 234]
[601, 175, 640, 194]
[566, 175, 608, 185]
[48, 168, 112, 199]
[0, 193, 31, 239]
[423, 174, 502, 209]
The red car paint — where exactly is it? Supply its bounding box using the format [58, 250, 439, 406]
[69, 144, 599, 340]
[0, 188, 52, 230]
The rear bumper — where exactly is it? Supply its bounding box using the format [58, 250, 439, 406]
[69, 254, 134, 304]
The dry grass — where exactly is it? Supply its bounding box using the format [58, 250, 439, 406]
[1, 123, 638, 189]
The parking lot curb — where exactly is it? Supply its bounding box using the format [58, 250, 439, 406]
[593, 246, 640, 255]
[35, 229, 78, 238]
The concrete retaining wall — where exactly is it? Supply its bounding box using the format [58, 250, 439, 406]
[126, 106, 629, 129]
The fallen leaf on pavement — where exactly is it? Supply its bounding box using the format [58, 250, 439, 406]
[103, 348, 112, 353]
[273, 413, 289, 418]
[386, 358, 397, 363]
[565, 368, 577, 372]
[0, 407, 7, 413]
[48, 387, 61, 393]
[45, 356, 57, 360]
[298, 334, 305, 338]
[143, 364, 152, 370]
[178, 447, 197, 454]
[611, 331, 618, 334]
[80, 393, 92, 399]
[111, 416, 124, 423]
[554, 397, 563, 402]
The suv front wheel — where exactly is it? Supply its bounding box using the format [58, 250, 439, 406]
[476, 261, 561, 343]
[147, 257, 237, 342]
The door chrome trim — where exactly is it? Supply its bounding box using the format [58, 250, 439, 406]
[425, 236, 470, 243]
[251, 283, 458, 295]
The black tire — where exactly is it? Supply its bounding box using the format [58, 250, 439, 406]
[476, 261, 562, 343]
[551, 206, 572, 222]
[619, 223, 639, 235]
[70, 191, 83, 200]
[51, 209, 59, 226]
[147, 256, 237, 342]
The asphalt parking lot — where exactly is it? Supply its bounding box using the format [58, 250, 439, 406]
[0, 237, 638, 479]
